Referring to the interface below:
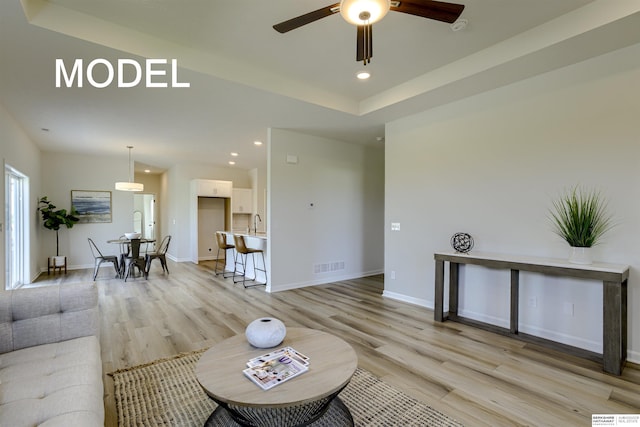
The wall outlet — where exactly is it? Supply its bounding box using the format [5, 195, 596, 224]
[390, 270, 396, 280]
[527, 297, 537, 308]
[391, 222, 401, 231]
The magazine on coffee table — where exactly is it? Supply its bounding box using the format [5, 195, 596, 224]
[243, 347, 310, 390]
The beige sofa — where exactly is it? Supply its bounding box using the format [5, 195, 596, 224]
[0, 282, 104, 426]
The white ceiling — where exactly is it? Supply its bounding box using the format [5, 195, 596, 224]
[1, 0, 640, 172]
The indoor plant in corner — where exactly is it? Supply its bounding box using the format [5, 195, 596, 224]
[38, 196, 79, 272]
[549, 186, 614, 265]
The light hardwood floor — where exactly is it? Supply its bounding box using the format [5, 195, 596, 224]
[34, 260, 640, 426]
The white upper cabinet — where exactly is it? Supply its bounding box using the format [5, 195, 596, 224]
[194, 179, 232, 198]
[232, 188, 253, 213]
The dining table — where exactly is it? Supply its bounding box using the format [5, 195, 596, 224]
[106, 238, 156, 279]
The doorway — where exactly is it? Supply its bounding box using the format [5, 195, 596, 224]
[5, 164, 29, 290]
[133, 193, 156, 244]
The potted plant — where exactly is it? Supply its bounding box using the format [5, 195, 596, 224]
[38, 196, 79, 271]
[549, 186, 614, 264]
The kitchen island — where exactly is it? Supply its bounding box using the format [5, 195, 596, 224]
[218, 231, 268, 287]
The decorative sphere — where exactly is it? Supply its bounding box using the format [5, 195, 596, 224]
[451, 232, 474, 253]
[245, 318, 286, 348]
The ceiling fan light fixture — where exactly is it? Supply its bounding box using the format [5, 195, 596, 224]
[340, 0, 390, 25]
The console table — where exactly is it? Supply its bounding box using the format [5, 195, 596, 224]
[434, 250, 629, 375]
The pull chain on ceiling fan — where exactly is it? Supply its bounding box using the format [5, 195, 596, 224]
[273, 0, 465, 65]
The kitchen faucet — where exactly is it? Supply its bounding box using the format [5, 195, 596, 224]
[253, 214, 262, 234]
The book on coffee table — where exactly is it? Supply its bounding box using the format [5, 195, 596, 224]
[243, 347, 309, 390]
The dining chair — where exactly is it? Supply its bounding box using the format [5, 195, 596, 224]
[145, 235, 171, 276]
[123, 238, 147, 281]
[88, 238, 120, 280]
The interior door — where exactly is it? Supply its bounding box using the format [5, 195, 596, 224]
[134, 193, 156, 245]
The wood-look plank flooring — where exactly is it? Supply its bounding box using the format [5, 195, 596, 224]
[33, 260, 640, 426]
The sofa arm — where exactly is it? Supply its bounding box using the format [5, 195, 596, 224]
[0, 282, 99, 353]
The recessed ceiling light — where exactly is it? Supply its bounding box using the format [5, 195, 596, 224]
[144, 169, 151, 173]
[231, 152, 239, 157]
[254, 141, 263, 146]
[228, 161, 236, 165]
[356, 71, 370, 80]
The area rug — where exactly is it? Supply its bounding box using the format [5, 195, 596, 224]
[111, 349, 463, 426]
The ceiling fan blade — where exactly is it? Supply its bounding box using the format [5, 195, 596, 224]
[273, 3, 340, 33]
[390, 0, 464, 24]
[356, 25, 372, 64]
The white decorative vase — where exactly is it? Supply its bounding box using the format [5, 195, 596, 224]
[569, 247, 592, 265]
[245, 318, 286, 348]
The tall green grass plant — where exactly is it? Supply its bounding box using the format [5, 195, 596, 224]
[549, 186, 613, 248]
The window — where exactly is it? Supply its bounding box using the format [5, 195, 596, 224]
[5, 164, 29, 290]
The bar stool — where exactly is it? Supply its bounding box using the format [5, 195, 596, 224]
[232, 234, 267, 288]
[214, 232, 235, 278]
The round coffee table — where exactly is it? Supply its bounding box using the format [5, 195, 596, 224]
[195, 327, 358, 426]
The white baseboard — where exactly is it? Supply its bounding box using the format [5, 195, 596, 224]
[381, 291, 431, 309]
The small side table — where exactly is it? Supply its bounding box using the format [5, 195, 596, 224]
[47, 256, 67, 274]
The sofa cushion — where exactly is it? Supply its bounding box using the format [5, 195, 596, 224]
[0, 282, 100, 353]
[0, 335, 103, 426]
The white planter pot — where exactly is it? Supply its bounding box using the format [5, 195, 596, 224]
[569, 247, 592, 265]
[52, 256, 66, 267]
[245, 318, 286, 348]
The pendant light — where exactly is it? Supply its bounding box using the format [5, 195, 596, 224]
[115, 146, 144, 192]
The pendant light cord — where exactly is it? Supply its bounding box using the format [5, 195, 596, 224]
[127, 145, 134, 183]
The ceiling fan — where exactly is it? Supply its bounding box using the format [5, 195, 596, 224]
[273, 0, 465, 65]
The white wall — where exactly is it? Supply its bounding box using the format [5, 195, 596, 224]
[40, 151, 134, 271]
[385, 42, 640, 361]
[0, 101, 42, 285]
[269, 128, 385, 292]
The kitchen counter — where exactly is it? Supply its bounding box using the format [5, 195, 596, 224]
[230, 231, 267, 240]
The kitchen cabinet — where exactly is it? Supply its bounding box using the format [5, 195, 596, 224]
[195, 179, 232, 198]
[232, 188, 253, 213]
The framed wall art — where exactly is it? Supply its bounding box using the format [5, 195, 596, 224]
[71, 190, 112, 223]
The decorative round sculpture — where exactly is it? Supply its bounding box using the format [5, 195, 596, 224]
[451, 232, 474, 253]
[245, 317, 287, 348]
